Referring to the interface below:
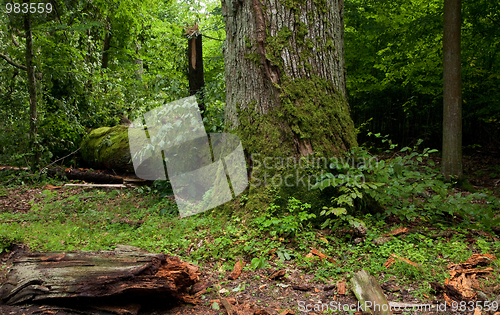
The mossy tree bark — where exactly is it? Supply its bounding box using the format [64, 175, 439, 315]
[222, 0, 357, 210]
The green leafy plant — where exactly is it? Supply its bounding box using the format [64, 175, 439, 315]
[313, 139, 500, 228]
[253, 197, 316, 238]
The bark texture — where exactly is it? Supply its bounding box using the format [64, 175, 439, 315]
[222, 0, 356, 161]
[0, 250, 200, 306]
[442, 0, 463, 179]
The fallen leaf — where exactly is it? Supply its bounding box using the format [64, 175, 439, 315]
[310, 248, 337, 264]
[382, 226, 409, 237]
[44, 184, 61, 190]
[228, 260, 245, 280]
[390, 253, 418, 267]
[383, 257, 395, 268]
[269, 269, 286, 280]
[337, 279, 346, 295]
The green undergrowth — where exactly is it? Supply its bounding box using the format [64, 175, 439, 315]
[1, 180, 499, 300]
[1, 138, 500, 300]
[312, 139, 500, 233]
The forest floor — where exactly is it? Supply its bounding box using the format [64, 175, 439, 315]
[0, 152, 499, 315]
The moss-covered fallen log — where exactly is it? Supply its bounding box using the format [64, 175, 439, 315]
[80, 125, 135, 173]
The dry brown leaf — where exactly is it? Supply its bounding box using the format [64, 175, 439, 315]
[382, 226, 409, 237]
[310, 248, 337, 264]
[278, 309, 295, 315]
[383, 257, 396, 268]
[269, 269, 286, 280]
[390, 253, 418, 267]
[337, 279, 346, 295]
[220, 298, 234, 315]
[228, 260, 245, 280]
[44, 184, 61, 190]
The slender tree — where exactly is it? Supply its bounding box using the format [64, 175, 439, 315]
[24, 0, 39, 169]
[442, 0, 463, 179]
[186, 24, 206, 114]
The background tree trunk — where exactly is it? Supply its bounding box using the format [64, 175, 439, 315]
[442, 0, 463, 179]
[101, 17, 112, 69]
[24, 2, 39, 170]
[187, 30, 206, 114]
[222, 0, 357, 209]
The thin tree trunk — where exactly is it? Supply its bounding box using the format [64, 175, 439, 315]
[442, 0, 463, 179]
[101, 18, 112, 69]
[24, 2, 39, 170]
[187, 30, 205, 114]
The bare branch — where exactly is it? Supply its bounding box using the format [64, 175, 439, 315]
[0, 52, 27, 71]
[11, 33, 20, 47]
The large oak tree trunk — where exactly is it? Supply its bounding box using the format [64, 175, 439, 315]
[223, 0, 356, 161]
[222, 0, 357, 207]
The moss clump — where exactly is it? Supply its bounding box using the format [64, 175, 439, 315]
[244, 52, 262, 67]
[279, 75, 357, 152]
[80, 125, 135, 172]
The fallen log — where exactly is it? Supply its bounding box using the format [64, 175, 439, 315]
[0, 249, 201, 307]
[47, 167, 124, 184]
[80, 125, 135, 173]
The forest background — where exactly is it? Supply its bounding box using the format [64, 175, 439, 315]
[0, 0, 499, 167]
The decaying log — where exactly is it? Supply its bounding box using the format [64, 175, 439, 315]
[64, 183, 127, 188]
[47, 167, 124, 184]
[0, 250, 201, 306]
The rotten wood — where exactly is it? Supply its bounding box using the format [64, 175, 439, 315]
[0, 250, 201, 306]
[48, 167, 124, 184]
[64, 183, 127, 188]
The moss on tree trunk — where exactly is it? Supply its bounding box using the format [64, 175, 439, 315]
[222, 0, 357, 213]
